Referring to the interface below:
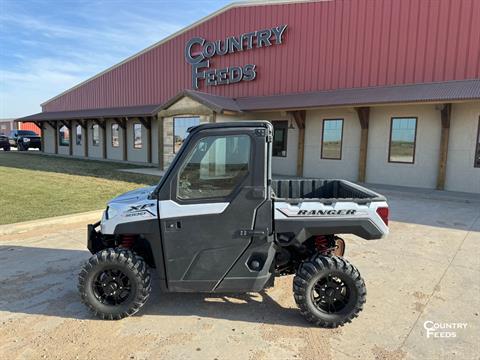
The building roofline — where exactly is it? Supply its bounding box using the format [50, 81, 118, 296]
[15, 103, 163, 122]
[21, 79, 479, 123]
[41, 0, 318, 107]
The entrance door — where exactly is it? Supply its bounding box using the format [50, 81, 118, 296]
[159, 126, 272, 292]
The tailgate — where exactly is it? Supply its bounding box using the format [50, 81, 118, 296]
[273, 199, 389, 240]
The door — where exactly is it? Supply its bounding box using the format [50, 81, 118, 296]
[159, 126, 272, 292]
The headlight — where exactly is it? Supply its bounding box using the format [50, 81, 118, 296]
[106, 207, 118, 219]
[23, 137, 30, 142]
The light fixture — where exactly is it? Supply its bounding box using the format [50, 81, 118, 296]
[288, 119, 295, 130]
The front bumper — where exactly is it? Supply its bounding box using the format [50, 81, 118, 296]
[87, 221, 104, 254]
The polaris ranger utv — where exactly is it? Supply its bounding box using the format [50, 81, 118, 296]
[79, 121, 389, 327]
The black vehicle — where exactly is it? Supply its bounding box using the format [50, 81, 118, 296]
[79, 121, 389, 327]
[0, 133, 10, 151]
[9, 130, 41, 151]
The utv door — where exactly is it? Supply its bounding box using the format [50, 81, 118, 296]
[158, 125, 274, 292]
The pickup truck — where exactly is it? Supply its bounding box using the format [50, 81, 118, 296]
[79, 121, 389, 327]
[9, 130, 41, 151]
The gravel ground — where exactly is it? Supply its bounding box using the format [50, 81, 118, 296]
[0, 188, 479, 359]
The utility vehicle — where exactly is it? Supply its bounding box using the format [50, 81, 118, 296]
[79, 121, 389, 327]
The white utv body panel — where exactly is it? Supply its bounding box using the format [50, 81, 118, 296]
[101, 186, 230, 235]
[274, 200, 389, 238]
[101, 186, 157, 235]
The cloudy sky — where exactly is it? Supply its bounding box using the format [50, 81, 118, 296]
[0, 0, 231, 118]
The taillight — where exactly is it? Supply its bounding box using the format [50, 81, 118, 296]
[376, 207, 389, 226]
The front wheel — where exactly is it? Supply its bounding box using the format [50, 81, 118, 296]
[293, 255, 366, 328]
[78, 248, 151, 320]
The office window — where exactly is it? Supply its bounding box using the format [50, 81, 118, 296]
[174, 117, 200, 153]
[321, 119, 343, 159]
[59, 125, 69, 146]
[177, 134, 250, 200]
[475, 118, 480, 168]
[389, 117, 417, 163]
[92, 124, 99, 146]
[272, 121, 288, 157]
[112, 123, 120, 147]
[75, 125, 82, 145]
[133, 123, 142, 149]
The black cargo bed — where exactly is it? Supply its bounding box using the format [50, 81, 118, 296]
[271, 179, 385, 202]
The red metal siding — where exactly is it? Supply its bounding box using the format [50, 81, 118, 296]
[43, 0, 480, 112]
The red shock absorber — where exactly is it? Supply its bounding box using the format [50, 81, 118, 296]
[314, 235, 330, 254]
[120, 235, 135, 248]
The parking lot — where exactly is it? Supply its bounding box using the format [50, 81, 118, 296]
[0, 186, 479, 360]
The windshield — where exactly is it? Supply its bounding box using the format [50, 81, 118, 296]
[17, 130, 38, 136]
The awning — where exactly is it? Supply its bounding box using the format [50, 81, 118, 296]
[17, 79, 480, 123]
[15, 104, 162, 122]
[234, 79, 480, 111]
[159, 79, 480, 113]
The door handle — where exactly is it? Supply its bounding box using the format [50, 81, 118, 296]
[237, 229, 267, 238]
[165, 220, 181, 232]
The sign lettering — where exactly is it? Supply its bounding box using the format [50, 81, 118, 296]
[185, 24, 287, 89]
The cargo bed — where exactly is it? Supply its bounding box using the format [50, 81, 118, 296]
[271, 179, 385, 202]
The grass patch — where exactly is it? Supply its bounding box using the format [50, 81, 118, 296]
[0, 152, 160, 225]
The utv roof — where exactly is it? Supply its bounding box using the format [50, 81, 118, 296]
[187, 121, 272, 133]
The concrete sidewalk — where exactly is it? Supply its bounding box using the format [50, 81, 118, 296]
[118, 167, 165, 177]
[0, 210, 103, 236]
[0, 189, 479, 359]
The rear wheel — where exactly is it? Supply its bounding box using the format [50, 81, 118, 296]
[78, 248, 151, 320]
[293, 255, 366, 328]
[3, 145, 9, 151]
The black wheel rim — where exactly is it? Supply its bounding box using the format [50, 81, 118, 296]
[311, 273, 350, 313]
[93, 268, 132, 306]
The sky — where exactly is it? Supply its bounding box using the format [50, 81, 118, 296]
[0, 0, 232, 119]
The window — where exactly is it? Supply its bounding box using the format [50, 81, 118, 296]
[17, 130, 37, 136]
[321, 119, 343, 159]
[389, 117, 417, 163]
[133, 123, 142, 149]
[59, 125, 69, 146]
[92, 124, 99, 146]
[475, 117, 480, 168]
[272, 121, 288, 157]
[112, 123, 120, 147]
[173, 117, 200, 153]
[76, 125, 82, 145]
[177, 134, 251, 200]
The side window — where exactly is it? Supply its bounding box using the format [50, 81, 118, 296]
[59, 125, 69, 146]
[92, 124, 99, 146]
[475, 117, 480, 168]
[76, 125, 82, 145]
[112, 123, 120, 147]
[177, 134, 251, 200]
[133, 123, 142, 149]
[174, 117, 200, 153]
[389, 117, 417, 163]
[272, 121, 288, 157]
[321, 119, 343, 160]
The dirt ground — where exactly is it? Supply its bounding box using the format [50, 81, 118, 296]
[0, 186, 479, 359]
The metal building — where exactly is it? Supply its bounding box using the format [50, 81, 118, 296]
[17, 0, 480, 193]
